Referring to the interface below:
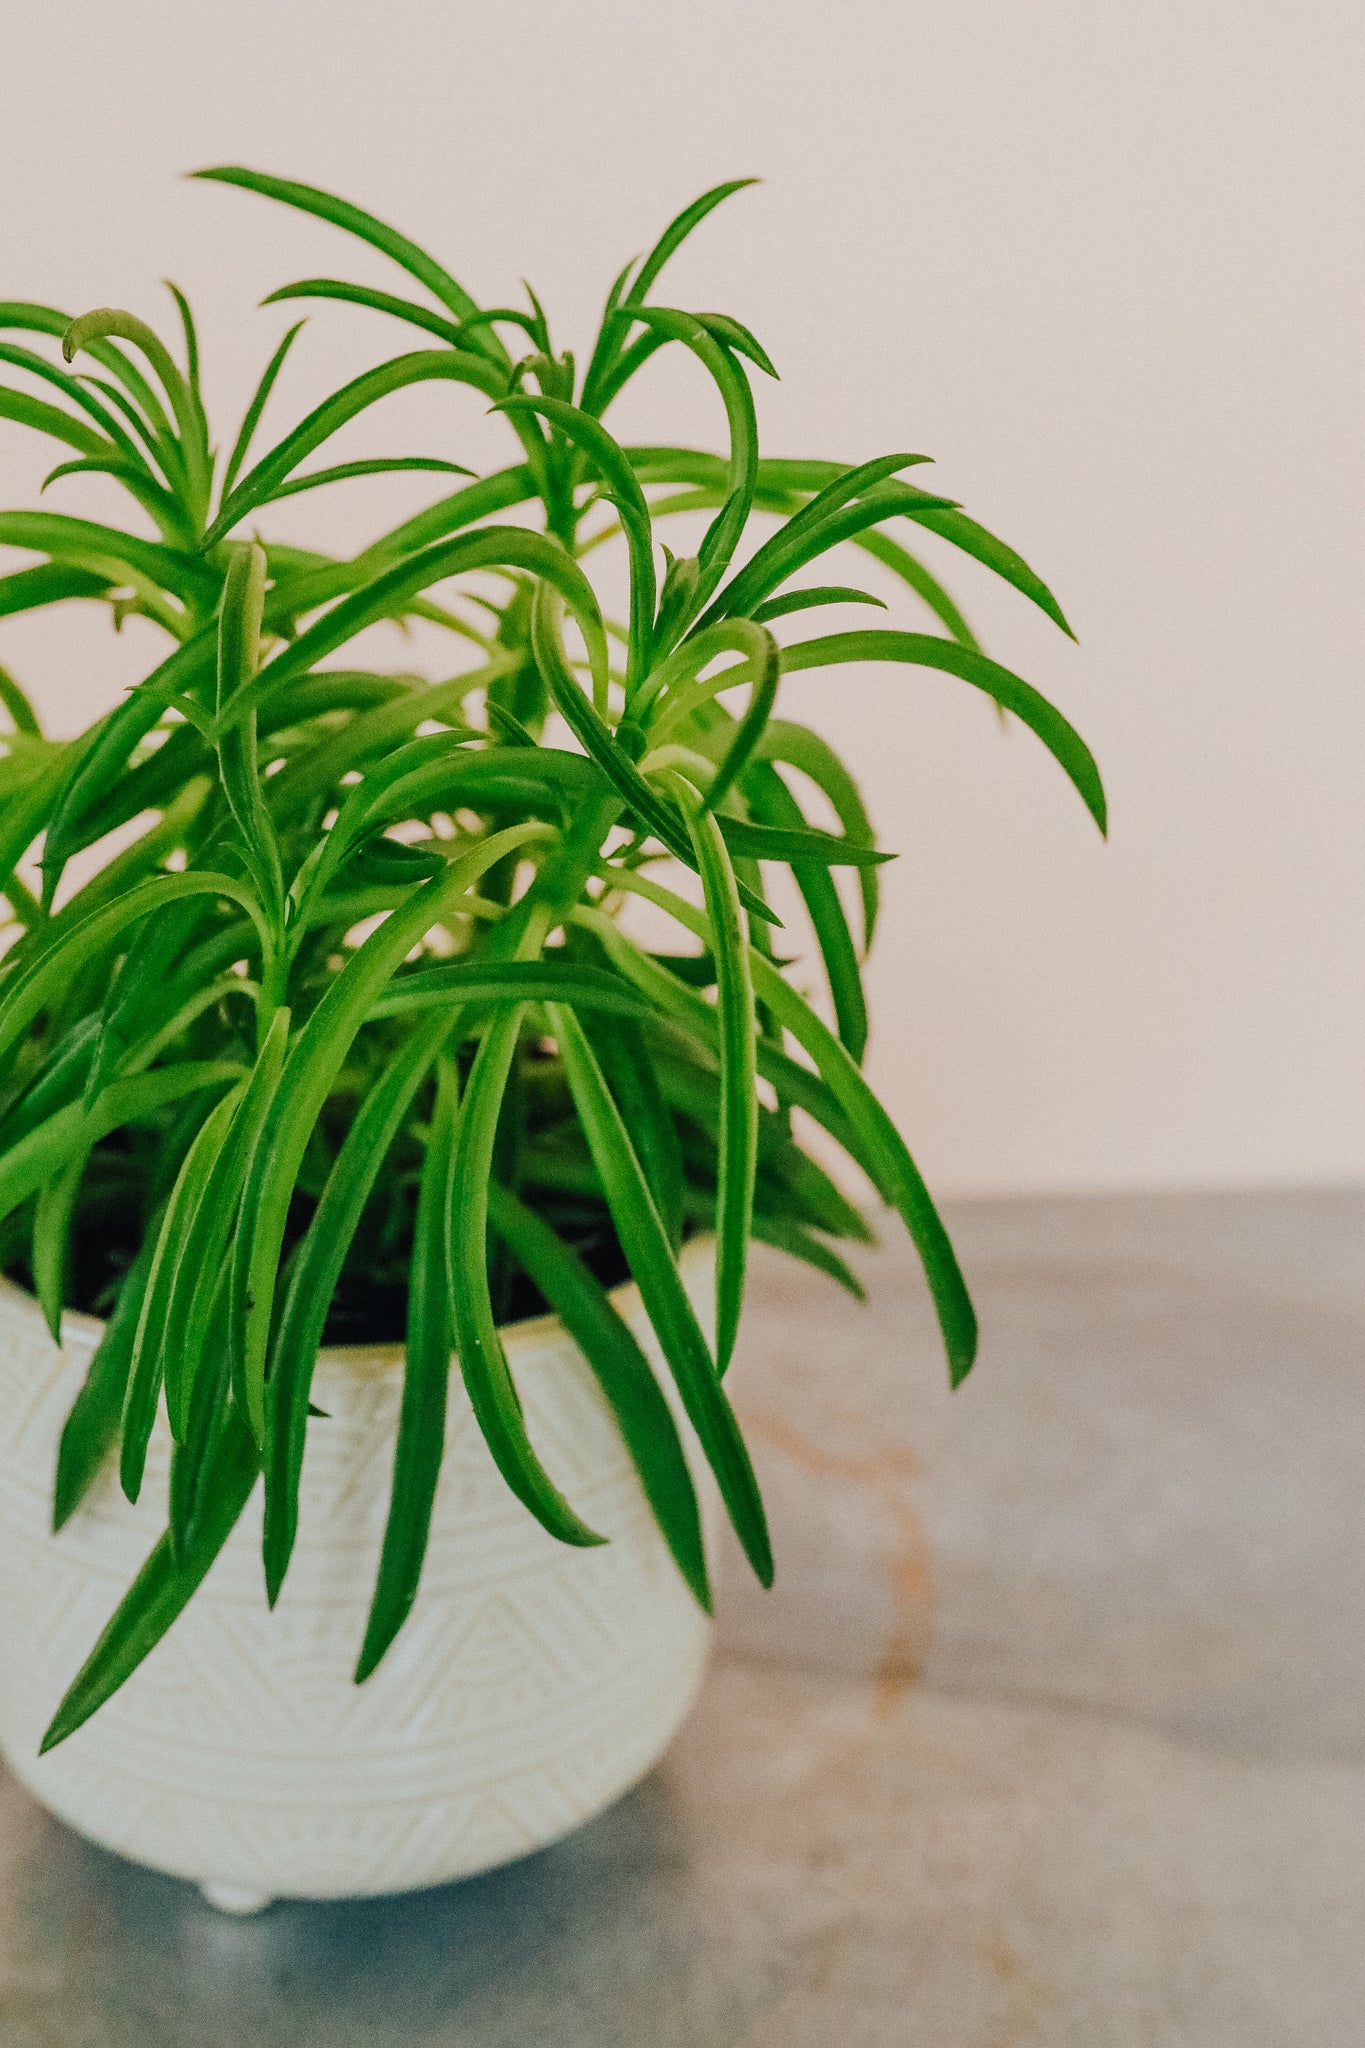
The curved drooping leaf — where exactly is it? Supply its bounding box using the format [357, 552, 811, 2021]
[0, 563, 113, 623]
[498, 394, 656, 687]
[354, 1047, 461, 1678]
[192, 167, 504, 358]
[120, 1083, 245, 1503]
[488, 1181, 710, 1609]
[667, 776, 756, 1375]
[263, 1011, 452, 1611]
[52, 1232, 158, 1532]
[751, 584, 887, 623]
[779, 630, 1106, 832]
[40, 1405, 259, 1755]
[755, 718, 879, 946]
[743, 756, 868, 1060]
[445, 1002, 605, 1549]
[263, 454, 474, 504]
[0, 384, 110, 456]
[0, 511, 215, 608]
[624, 309, 759, 614]
[263, 277, 465, 345]
[583, 876, 977, 1383]
[549, 1002, 772, 1585]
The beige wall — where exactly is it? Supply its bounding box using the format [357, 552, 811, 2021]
[2, 0, 1362, 1195]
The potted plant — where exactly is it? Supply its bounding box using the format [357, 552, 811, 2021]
[0, 170, 1103, 1909]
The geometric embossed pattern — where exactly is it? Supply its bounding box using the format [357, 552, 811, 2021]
[0, 1248, 716, 1901]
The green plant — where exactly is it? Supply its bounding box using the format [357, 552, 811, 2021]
[0, 172, 1104, 1752]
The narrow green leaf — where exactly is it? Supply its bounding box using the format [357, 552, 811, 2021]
[53, 1233, 158, 1531]
[445, 1006, 605, 1549]
[751, 584, 887, 623]
[0, 663, 42, 735]
[699, 479, 956, 632]
[191, 167, 505, 358]
[581, 1010, 686, 1252]
[488, 1182, 710, 1609]
[62, 308, 209, 522]
[219, 319, 304, 501]
[656, 1048, 873, 1243]
[779, 630, 1106, 833]
[584, 878, 977, 1384]
[743, 756, 868, 1059]
[0, 302, 178, 455]
[263, 454, 474, 503]
[167, 1267, 231, 1564]
[747, 1210, 866, 1300]
[618, 309, 758, 612]
[40, 1407, 259, 1754]
[356, 1052, 461, 1679]
[121, 1084, 244, 1502]
[498, 394, 656, 688]
[748, 952, 978, 1385]
[898, 504, 1074, 638]
[755, 718, 879, 947]
[39, 633, 216, 899]
[0, 871, 265, 1080]
[163, 282, 201, 396]
[693, 312, 778, 380]
[32, 1146, 89, 1342]
[231, 526, 607, 731]
[665, 778, 756, 1373]
[160, 1015, 287, 1447]
[701, 626, 779, 816]
[0, 511, 216, 607]
[851, 529, 979, 648]
[628, 180, 760, 310]
[201, 350, 505, 549]
[0, 562, 109, 625]
[549, 1002, 772, 1584]
[40, 454, 191, 546]
[717, 816, 894, 868]
[0, 336, 154, 468]
[262, 277, 465, 344]
[369, 957, 655, 1021]
[0, 384, 110, 456]
[583, 179, 759, 414]
[361, 462, 537, 559]
[216, 540, 283, 920]
[264, 1012, 451, 1608]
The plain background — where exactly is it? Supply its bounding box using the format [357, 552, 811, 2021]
[1, 0, 1361, 1198]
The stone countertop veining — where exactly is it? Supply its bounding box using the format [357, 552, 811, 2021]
[1, 1187, 1361, 2045]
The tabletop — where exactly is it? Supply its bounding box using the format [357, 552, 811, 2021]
[2, 1186, 1361, 2045]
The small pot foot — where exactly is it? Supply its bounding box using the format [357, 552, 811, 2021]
[200, 1880, 273, 1916]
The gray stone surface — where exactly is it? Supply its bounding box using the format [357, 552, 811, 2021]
[1, 1187, 1360, 2043]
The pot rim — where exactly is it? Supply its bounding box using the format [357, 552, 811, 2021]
[0, 1232, 716, 1371]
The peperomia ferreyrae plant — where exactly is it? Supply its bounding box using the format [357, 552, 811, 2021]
[0, 171, 1104, 1750]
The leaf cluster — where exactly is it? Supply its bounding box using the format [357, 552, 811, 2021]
[0, 170, 1103, 1751]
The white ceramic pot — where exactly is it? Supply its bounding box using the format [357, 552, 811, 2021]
[0, 1241, 716, 1911]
